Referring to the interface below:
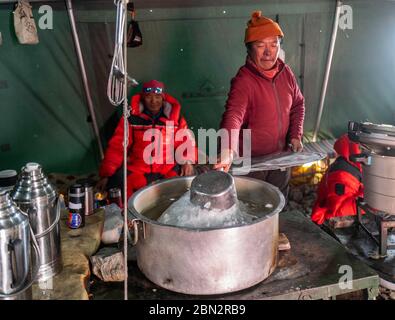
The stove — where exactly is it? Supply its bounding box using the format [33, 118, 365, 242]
[349, 121, 395, 257]
[356, 198, 395, 257]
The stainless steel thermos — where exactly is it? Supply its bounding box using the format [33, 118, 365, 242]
[0, 190, 39, 300]
[11, 163, 62, 282]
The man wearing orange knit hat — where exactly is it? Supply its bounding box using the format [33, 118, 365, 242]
[214, 11, 305, 199]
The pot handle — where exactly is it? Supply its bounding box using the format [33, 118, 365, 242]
[348, 121, 362, 144]
[34, 194, 63, 239]
[8, 238, 24, 290]
[348, 121, 360, 132]
[129, 219, 140, 246]
[350, 153, 371, 166]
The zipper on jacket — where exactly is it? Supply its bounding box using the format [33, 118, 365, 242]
[272, 81, 283, 151]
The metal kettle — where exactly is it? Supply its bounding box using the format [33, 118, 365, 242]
[11, 163, 62, 282]
[0, 190, 39, 300]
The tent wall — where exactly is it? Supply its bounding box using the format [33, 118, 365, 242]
[1, 0, 395, 174]
[0, 2, 100, 174]
[320, 1, 395, 136]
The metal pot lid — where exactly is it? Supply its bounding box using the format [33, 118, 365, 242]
[348, 121, 395, 154]
[358, 122, 395, 135]
[230, 151, 326, 175]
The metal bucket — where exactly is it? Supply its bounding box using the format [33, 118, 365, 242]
[127, 175, 285, 295]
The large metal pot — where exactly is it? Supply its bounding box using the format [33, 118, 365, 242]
[127, 175, 285, 295]
[349, 121, 395, 214]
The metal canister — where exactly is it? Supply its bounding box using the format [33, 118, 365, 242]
[108, 187, 123, 208]
[11, 163, 62, 282]
[67, 184, 85, 229]
[76, 178, 95, 216]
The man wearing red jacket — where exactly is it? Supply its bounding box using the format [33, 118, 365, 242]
[97, 80, 196, 200]
[214, 11, 305, 197]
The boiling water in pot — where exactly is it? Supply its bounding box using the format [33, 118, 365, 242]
[138, 172, 274, 228]
[142, 191, 274, 229]
[158, 191, 274, 228]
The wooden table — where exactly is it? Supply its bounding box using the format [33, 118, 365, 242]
[32, 209, 104, 300]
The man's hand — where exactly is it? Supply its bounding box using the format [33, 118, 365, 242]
[96, 177, 109, 192]
[290, 138, 303, 152]
[180, 163, 195, 176]
[212, 149, 235, 173]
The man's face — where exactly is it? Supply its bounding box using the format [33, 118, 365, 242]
[249, 36, 281, 70]
[143, 93, 163, 114]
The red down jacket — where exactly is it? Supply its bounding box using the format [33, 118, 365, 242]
[311, 134, 364, 225]
[99, 93, 196, 199]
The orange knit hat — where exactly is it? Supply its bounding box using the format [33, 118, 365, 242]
[244, 11, 284, 43]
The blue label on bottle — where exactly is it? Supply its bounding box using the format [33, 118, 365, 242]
[68, 212, 82, 229]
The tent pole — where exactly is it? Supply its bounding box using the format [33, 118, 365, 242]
[312, 0, 342, 142]
[65, 0, 105, 159]
[122, 0, 129, 301]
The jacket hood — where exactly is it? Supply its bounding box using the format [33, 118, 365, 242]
[334, 134, 361, 162]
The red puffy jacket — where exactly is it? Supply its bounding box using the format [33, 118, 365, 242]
[311, 134, 364, 225]
[99, 93, 196, 198]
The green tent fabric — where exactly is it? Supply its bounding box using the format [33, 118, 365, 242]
[0, 2, 100, 174]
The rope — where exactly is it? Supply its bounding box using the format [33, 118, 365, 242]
[107, 0, 131, 300]
[107, 0, 127, 106]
